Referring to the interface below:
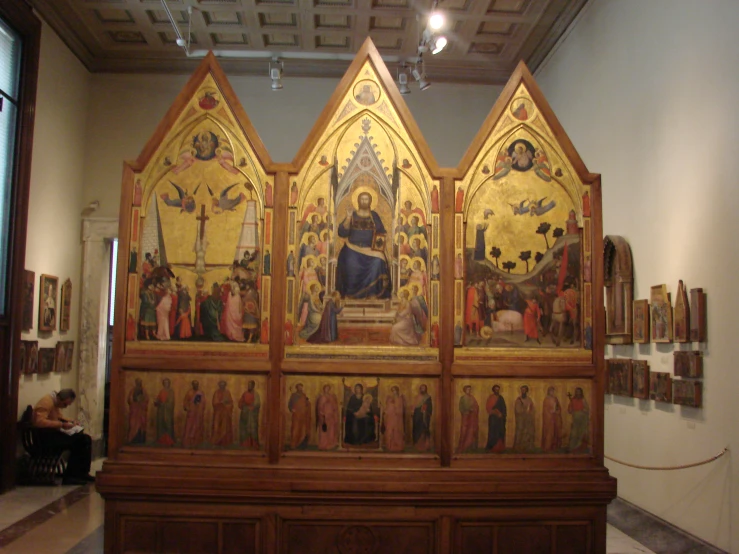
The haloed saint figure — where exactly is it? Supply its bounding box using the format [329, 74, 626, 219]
[335, 191, 391, 299]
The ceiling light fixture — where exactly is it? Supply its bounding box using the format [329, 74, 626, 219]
[397, 64, 411, 95]
[269, 59, 284, 90]
[417, 1, 448, 55]
[161, 0, 192, 55]
[412, 60, 431, 91]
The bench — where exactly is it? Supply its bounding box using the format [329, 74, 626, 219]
[17, 406, 68, 485]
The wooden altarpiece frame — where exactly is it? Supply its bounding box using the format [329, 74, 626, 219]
[604, 235, 633, 344]
[98, 40, 615, 554]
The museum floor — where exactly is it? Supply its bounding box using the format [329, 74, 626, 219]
[0, 460, 723, 554]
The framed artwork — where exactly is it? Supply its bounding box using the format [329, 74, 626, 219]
[673, 280, 689, 343]
[674, 351, 703, 378]
[606, 358, 632, 396]
[673, 380, 702, 408]
[632, 300, 649, 344]
[604, 235, 633, 344]
[650, 284, 672, 342]
[690, 288, 707, 342]
[38, 347, 56, 374]
[60, 279, 72, 332]
[631, 360, 649, 399]
[54, 342, 66, 373]
[19, 341, 27, 374]
[38, 274, 59, 332]
[64, 341, 74, 372]
[24, 341, 38, 374]
[649, 372, 672, 402]
[22, 270, 34, 331]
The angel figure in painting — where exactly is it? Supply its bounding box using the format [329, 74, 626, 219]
[390, 289, 420, 346]
[307, 290, 343, 344]
[336, 192, 391, 299]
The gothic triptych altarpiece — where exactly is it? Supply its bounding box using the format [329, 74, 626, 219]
[99, 39, 615, 553]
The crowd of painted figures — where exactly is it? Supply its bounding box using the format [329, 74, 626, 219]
[287, 381, 433, 452]
[457, 385, 590, 454]
[131, 247, 267, 343]
[125, 378, 261, 449]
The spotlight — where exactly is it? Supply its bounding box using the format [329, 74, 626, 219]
[175, 37, 186, 48]
[269, 59, 283, 91]
[412, 64, 430, 91]
[397, 65, 411, 95]
[428, 11, 445, 31]
[431, 35, 447, 55]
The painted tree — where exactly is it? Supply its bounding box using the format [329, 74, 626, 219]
[502, 261, 517, 273]
[536, 222, 552, 250]
[489, 246, 502, 268]
[519, 250, 532, 272]
[535, 251, 544, 264]
[552, 227, 564, 239]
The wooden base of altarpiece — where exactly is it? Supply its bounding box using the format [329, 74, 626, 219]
[98, 462, 615, 553]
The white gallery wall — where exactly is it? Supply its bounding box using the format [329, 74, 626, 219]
[19, 20, 90, 419]
[536, 0, 738, 551]
[81, 72, 502, 219]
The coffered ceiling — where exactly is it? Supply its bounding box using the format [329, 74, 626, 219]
[29, 0, 587, 84]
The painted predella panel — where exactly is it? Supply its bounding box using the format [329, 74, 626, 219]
[123, 371, 268, 451]
[452, 378, 592, 456]
[454, 85, 592, 360]
[284, 61, 440, 361]
[283, 375, 438, 455]
[125, 73, 273, 358]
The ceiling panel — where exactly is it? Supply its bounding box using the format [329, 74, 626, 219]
[30, 0, 588, 84]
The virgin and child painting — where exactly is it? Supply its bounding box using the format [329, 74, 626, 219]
[123, 371, 267, 450]
[285, 70, 439, 358]
[453, 379, 591, 455]
[126, 74, 272, 351]
[283, 375, 436, 454]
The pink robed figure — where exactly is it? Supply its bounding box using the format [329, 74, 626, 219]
[383, 389, 405, 452]
[316, 386, 339, 450]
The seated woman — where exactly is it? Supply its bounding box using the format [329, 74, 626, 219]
[32, 388, 95, 485]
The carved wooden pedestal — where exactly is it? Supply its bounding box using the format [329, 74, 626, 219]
[99, 464, 615, 553]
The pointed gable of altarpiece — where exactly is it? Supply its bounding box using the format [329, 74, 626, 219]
[121, 54, 274, 359]
[283, 40, 442, 361]
[453, 62, 599, 364]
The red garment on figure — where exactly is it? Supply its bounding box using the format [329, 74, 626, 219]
[523, 300, 541, 339]
[465, 286, 482, 333]
[455, 188, 464, 212]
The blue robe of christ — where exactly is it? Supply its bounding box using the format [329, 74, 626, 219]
[336, 211, 391, 299]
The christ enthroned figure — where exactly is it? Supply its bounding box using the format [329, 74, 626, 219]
[335, 191, 391, 299]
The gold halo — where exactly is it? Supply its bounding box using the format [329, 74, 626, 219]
[301, 231, 319, 246]
[408, 234, 428, 249]
[399, 214, 408, 227]
[399, 254, 411, 266]
[396, 231, 409, 245]
[398, 286, 412, 298]
[319, 229, 330, 240]
[351, 185, 378, 210]
[301, 254, 318, 269]
[410, 257, 427, 272]
[305, 279, 322, 293]
[480, 326, 494, 339]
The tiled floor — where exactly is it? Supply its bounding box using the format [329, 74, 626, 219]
[0, 463, 714, 554]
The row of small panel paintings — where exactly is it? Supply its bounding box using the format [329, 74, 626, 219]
[606, 359, 702, 408]
[18, 340, 74, 375]
[633, 283, 706, 344]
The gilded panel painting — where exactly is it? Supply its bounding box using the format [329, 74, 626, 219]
[283, 375, 438, 455]
[452, 378, 592, 456]
[454, 86, 592, 359]
[284, 62, 440, 361]
[125, 76, 273, 356]
[123, 370, 268, 451]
